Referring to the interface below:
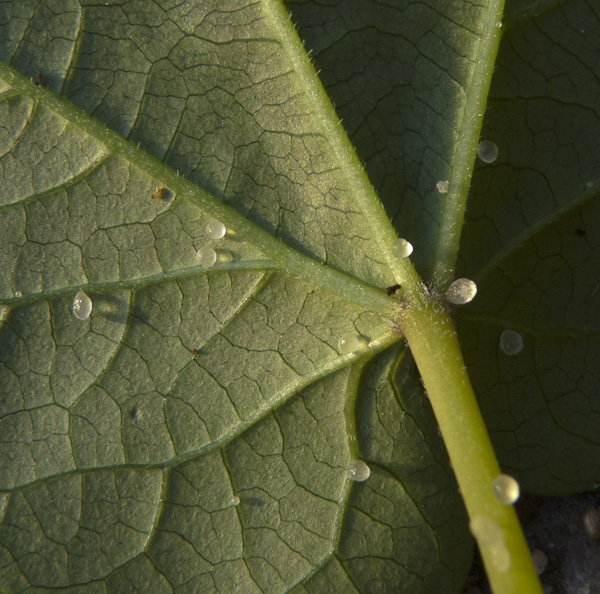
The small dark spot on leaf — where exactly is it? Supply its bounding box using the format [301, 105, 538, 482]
[151, 186, 166, 199]
[576, 227, 586, 237]
[191, 348, 199, 355]
[246, 496, 266, 506]
[386, 284, 401, 296]
[35, 73, 43, 86]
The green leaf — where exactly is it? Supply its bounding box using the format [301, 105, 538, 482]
[457, 0, 600, 495]
[0, 1, 474, 591]
[0, 0, 595, 592]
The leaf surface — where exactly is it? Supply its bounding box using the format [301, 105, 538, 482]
[0, 1, 480, 592]
[457, 0, 600, 495]
[3, 0, 598, 592]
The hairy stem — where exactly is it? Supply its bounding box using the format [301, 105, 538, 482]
[400, 299, 543, 594]
[262, 0, 423, 294]
[431, 0, 506, 289]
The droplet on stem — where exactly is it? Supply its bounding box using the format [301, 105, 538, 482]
[392, 238, 413, 258]
[338, 333, 360, 355]
[470, 515, 511, 573]
[477, 140, 499, 163]
[499, 330, 524, 355]
[348, 460, 370, 482]
[445, 278, 477, 304]
[197, 246, 217, 267]
[72, 291, 92, 320]
[492, 474, 520, 505]
[205, 220, 227, 240]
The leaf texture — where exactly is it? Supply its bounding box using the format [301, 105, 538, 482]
[458, 0, 600, 495]
[0, 1, 483, 592]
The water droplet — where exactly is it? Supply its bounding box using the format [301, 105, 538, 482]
[392, 238, 413, 258]
[197, 246, 217, 267]
[348, 460, 370, 482]
[470, 516, 500, 542]
[477, 140, 498, 163]
[14, 291, 22, 298]
[205, 220, 226, 240]
[72, 291, 92, 320]
[230, 495, 240, 507]
[492, 474, 520, 505]
[499, 330, 524, 355]
[470, 515, 511, 572]
[338, 333, 360, 355]
[582, 507, 600, 540]
[445, 278, 477, 304]
[495, 21, 502, 28]
[436, 180, 449, 194]
[531, 548, 548, 575]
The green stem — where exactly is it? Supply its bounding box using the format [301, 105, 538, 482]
[262, 0, 423, 295]
[431, 0, 505, 289]
[400, 299, 543, 594]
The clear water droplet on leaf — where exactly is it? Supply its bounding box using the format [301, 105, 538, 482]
[230, 495, 240, 507]
[72, 291, 92, 320]
[392, 238, 413, 258]
[348, 460, 371, 482]
[205, 220, 226, 240]
[477, 140, 498, 163]
[445, 278, 477, 304]
[197, 246, 217, 267]
[499, 330, 524, 355]
[338, 333, 360, 355]
[492, 473, 520, 505]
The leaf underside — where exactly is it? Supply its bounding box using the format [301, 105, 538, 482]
[0, 0, 598, 593]
[458, 0, 600, 495]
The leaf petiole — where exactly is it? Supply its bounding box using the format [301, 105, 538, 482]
[400, 298, 543, 594]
